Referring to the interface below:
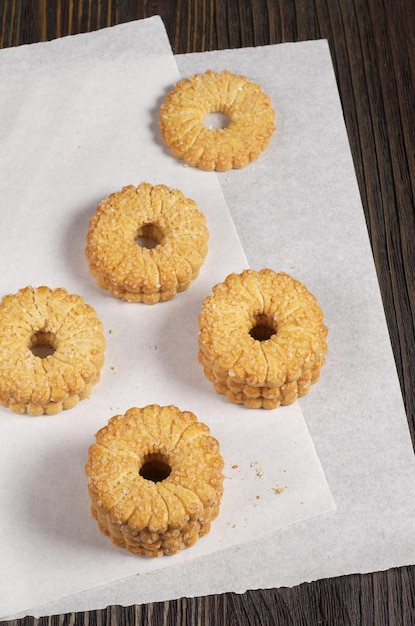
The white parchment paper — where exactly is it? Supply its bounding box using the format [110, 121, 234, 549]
[0, 18, 337, 620]
[31, 31, 415, 618]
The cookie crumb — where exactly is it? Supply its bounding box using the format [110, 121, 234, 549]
[271, 485, 287, 495]
[250, 460, 264, 479]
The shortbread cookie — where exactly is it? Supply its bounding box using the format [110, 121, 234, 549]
[0, 286, 105, 415]
[86, 405, 224, 556]
[159, 70, 276, 171]
[86, 183, 209, 304]
[198, 269, 328, 408]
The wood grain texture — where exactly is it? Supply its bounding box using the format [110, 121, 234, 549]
[1, 1, 414, 624]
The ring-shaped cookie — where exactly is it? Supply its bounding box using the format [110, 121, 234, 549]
[86, 404, 224, 556]
[159, 70, 276, 171]
[85, 183, 209, 304]
[0, 286, 105, 415]
[198, 269, 328, 409]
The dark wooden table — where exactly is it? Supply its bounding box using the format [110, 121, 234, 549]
[1, 1, 414, 624]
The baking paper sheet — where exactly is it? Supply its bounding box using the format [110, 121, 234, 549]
[30, 28, 415, 618]
[0, 18, 337, 620]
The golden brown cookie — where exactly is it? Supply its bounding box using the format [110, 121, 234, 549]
[159, 70, 276, 171]
[85, 183, 209, 304]
[198, 269, 328, 408]
[0, 286, 105, 415]
[86, 404, 224, 556]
